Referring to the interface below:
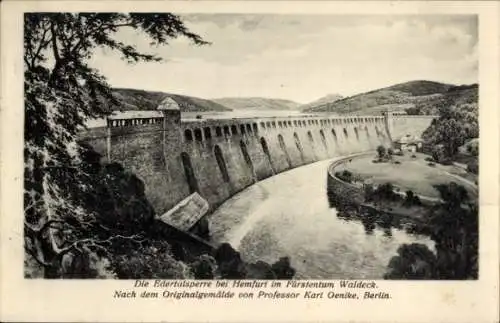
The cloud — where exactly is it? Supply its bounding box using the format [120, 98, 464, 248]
[89, 14, 478, 103]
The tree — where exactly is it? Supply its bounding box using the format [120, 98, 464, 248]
[384, 243, 436, 279]
[428, 183, 478, 279]
[363, 183, 375, 202]
[190, 254, 218, 279]
[422, 103, 477, 160]
[467, 161, 478, 174]
[112, 240, 193, 279]
[373, 182, 398, 201]
[387, 147, 394, 157]
[404, 106, 422, 115]
[403, 190, 421, 207]
[431, 144, 446, 163]
[213, 243, 248, 279]
[386, 182, 478, 280]
[24, 13, 209, 277]
[376, 145, 386, 159]
[270, 257, 296, 279]
[335, 170, 353, 183]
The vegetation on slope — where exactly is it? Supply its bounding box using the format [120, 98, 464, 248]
[106, 88, 232, 112]
[212, 97, 301, 111]
[422, 101, 478, 171]
[299, 93, 343, 111]
[303, 80, 478, 116]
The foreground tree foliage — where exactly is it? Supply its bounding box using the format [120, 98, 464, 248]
[24, 13, 209, 277]
[213, 243, 296, 279]
[385, 182, 478, 280]
[24, 13, 297, 280]
[384, 243, 437, 279]
[422, 103, 478, 162]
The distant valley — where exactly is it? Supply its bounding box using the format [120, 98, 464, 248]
[211, 97, 302, 111]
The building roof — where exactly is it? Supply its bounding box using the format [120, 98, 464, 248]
[107, 110, 162, 119]
[157, 97, 180, 111]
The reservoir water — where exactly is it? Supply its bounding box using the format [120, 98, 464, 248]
[209, 158, 434, 279]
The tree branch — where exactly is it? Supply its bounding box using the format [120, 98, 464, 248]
[56, 234, 145, 257]
[49, 21, 60, 63]
[24, 57, 33, 69]
[70, 19, 109, 56]
[30, 21, 51, 68]
[25, 244, 52, 267]
[24, 198, 44, 214]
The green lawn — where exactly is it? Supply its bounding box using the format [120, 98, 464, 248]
[335, 152, 477, 199]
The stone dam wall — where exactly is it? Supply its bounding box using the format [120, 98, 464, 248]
[326, 154, 368, 207]
[79, 111, 436, 219]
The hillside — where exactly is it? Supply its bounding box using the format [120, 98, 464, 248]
[299, 93, 343, 111]
[212, 97, 301, 111]
[103, 88, 232, 112]
[303, 80, 478, 115]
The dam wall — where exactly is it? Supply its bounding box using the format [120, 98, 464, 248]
[386, 113, 436, 140]
[79, 110, 434, 218]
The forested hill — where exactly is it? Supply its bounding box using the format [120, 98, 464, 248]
[299, 93, 343, 111]
[302, 81, 478, 115]
[211, 97, 301, 111]
[103, 88, 232, 112]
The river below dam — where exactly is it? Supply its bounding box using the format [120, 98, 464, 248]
[208, 158, 434, 279]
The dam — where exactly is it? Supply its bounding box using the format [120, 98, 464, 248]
[80, 98, 436, 232]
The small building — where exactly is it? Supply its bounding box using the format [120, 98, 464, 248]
[157, 96, 180, 111]
[381, 110, 407, 116]
[394, 134, 423, 152]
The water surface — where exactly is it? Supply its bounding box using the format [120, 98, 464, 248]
[209, 158, 434, 279]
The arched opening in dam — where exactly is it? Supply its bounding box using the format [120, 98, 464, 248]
[194, 128, 203, 142]
[293, 132, 305, 163]
[319, 129, 328, 151]
[184, 129, 193, 142]
[203, 127, 212, 140]
[180, 152, 198, 193]
[307, 131, 317, 160]
[260, 137, 275, 174]
[214, 145, 230, 183]
[278, 134, 292, 168]
[239, 140, 256, 181]
[215, 126, 222, 137]
[307, 131, 314, 143]
[331, 129, 337, 142]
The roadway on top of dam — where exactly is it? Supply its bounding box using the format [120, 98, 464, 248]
[84, 109, 390, 128]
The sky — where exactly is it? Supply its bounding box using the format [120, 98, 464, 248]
[89, 14, 478, 104]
